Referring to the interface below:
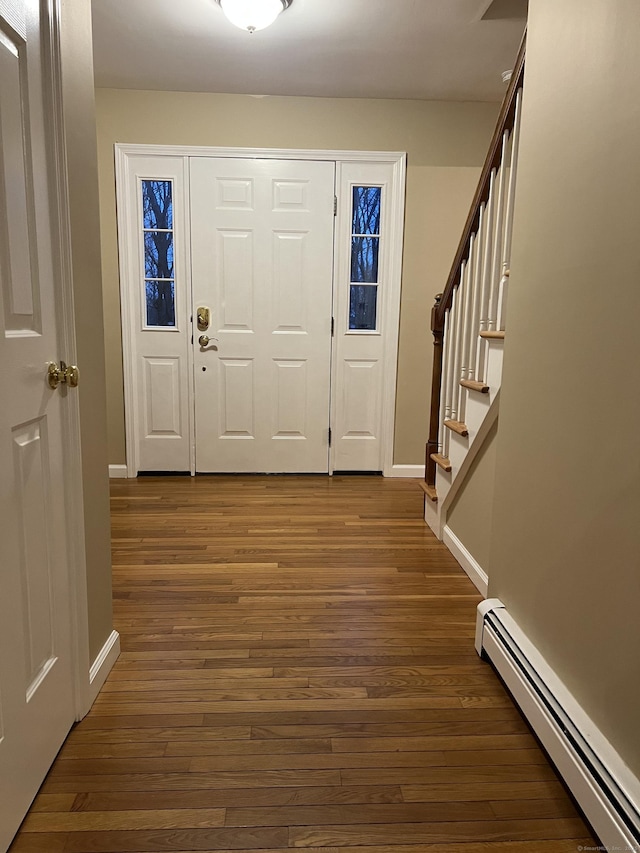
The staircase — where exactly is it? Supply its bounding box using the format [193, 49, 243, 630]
[423, 39, 525, 545]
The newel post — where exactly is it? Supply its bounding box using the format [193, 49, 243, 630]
[425, 293, 445, 488]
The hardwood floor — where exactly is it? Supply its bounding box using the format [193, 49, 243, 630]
[11, 475, 597, 852]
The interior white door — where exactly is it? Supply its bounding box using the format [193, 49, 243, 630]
[190, 158, 335, 473]
[0, 0, 76, 846]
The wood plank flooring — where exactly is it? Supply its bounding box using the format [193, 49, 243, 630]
[10, 475, 598, 852]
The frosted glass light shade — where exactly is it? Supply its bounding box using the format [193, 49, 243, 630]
[219, 0, 286, 32]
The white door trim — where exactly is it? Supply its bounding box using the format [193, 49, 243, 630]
[381, 155, 407, 476]
[116, 144, 407, 165]
[43, 0, 92, 720]
[116, 148, 143, 479]
[116, 144, 407, 477]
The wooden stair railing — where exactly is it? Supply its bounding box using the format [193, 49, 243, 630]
[425, 37, 526, 496]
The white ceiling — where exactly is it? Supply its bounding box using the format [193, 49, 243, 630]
[91, 0, 526, 102]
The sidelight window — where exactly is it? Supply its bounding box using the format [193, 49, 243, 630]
[349, 186, 382, 331]
[141, 179, 176, 327]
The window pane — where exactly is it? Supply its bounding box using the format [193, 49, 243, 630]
[349, 285, 378, 331]
[145, 231, 174, 279]
[352, 186, 381, 235]
[146, 280, 176, 327]
[351, 236, 379, 283]
[142, 180, 173, 229]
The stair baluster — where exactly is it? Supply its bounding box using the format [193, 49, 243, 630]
[487, 130, 510, 332]
[476, 168, 497, 384]
[498, 89, 523, 331]
[467, 201, 486, 383]
[458, 233, 476, 428]
[449, 268, 464, 425]
[439, 307, 452, 458]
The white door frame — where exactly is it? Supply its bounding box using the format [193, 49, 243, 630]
[116, 144, 407, 477]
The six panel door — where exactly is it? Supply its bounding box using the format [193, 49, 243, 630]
[190, 158, 335, 473]
[0, 0, 76, 846]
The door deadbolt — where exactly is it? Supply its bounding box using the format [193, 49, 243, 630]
[197, 307, 210, 331]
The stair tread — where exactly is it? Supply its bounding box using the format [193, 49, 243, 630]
[430, 453, 452, 473]
[460, 379, 490, 394]
[444, 420, 469, 437]
[419, 481, 438, 502]
[479, 330, 505, 340]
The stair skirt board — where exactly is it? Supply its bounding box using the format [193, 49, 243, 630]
[476, 601, 640, 851]
[442, 525, 488, 597]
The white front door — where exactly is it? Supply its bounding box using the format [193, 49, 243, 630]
[118, 148, 406, 477]
[0, 0, 76, 847]
[190, 158, 335, 473]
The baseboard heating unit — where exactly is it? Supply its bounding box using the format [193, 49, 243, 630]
[476, 600, 640, 851]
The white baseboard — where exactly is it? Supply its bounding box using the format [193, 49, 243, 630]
[87, 629, 120, 705]
[108, 464, 128, 478]
[443, 525, 488, 597]
[477, 603, 640, 850]
[385, 464, 425, 478]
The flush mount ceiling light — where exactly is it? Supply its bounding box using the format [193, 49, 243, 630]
[215, 0, 292, 33]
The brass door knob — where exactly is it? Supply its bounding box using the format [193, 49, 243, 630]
[65, 364, 79, 387]
[47, 361, 80, 390]
[198, 335, 210, 347]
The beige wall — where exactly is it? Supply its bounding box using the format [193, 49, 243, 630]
[488, 0, 640, 776]
[61, 0, 113, 661]
[447, 420, 498, 572]
[95, 90, 498, 465]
